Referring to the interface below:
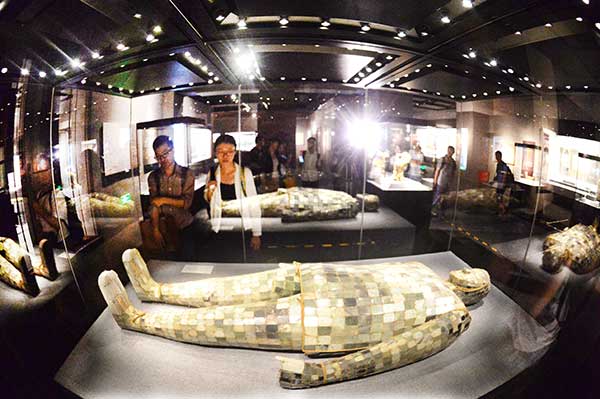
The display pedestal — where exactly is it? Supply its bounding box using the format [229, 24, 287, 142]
[56, 252, 550, 399]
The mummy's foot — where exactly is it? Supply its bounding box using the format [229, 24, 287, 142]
[98, 270, 144, 328]
[122, 248, 161, 302]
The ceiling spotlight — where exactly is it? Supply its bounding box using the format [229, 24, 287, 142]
[548, 86, 553, 90]
[375, 62, 382, 67]
[366, 67, 372, 72]
[509, 87, 515, 92]
[146, 34, 155, 42]
[129, 89, 134, 94]
[462, 0, 474, 8]
[515, 31, 522, 35]
[595, 23, 600, 30]
[360, 23, 371, 32]
[152, 25, 162, 34]
[214, 76, 219, 81]
[524, 76, 530, 81]
[507, 68, 514, 74]
[91, 51, 101, 59]
[354, 77, 360, 82]
[545, 23, 552, 27]
[1, 67, 7, 74]
[321, 18, 331, 27]
[208, 79, 214, 84]
[70, 58, 82, 68]
[237, 18, 247, 29]
[584, 85, 589, 89]
[108, 85, 113, 89]
[54, 68, 66, 76]
[279, 16, 289, 25]
[155, 87, 160, 91]
[421, 31, 429, 36]
[463, 54, 471, 59]
[535, 83, 542, 88]
[576, 17, 583, 22]
[468, 50, 477, 58]
[358, 72, 365, 77]
[321, 77, 327, 82]
[38, 71, 46, 78]
[96, 82, 101, 86]
[280, 76, 286, 81]
[386, 55, 393, 60]
[490, 59, 498, 67]
[450, 94, 455, 98]
[583, 0, 590, 4]
[81, 79, 87, 84]
[116, 43, 128, 51]
[496, 90, 501, 94]
[484, 92, 488, 96]
[566, 85, 571, 89]
[441, 14, 451, 24]
[134, 13, 142, 19]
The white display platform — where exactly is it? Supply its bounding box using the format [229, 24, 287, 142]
[55, 252, 551, 398]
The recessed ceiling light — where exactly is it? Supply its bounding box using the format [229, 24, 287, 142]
[421, 31, 429, 36]
[584, 85, 589, 89]
[576, 17, 583, 22]
[358, 72, 365, 77]
[134, 13, 142, 19]
[436, 92, 441, 95]
[117, 43, 128, 51]
[535, 83, 542, 88]
[468, 51, 477, 58]
[524, 76, 529, 81]
[548, 86, 553, 90]
[509, 87, 515, 92]
[462, 95, 467, 99]
[566, 85, 571, 89]
[484, 92, 488, 96]
[120, 64, 125, 68]
[91, 51, 101, 59]
[237, 18, 247, 29]
[280, 76, 286, 80]
[376, 62, 382, 67]
[595, 23, 600, 30]
[360, 23, 371, 32]
[108, 84, 113, 89]
[390, 84, 396, 88]
[366, 67, 372, 73]
[496, 90, 501, 94]
[441, 15, 451, 24]
[482, 76, 487, 79]
[490, 59, 498, 67]
[545, 23, 552, 27]
[415, 69, 421, 73]
[314, 44, 320, 47]
[515, 31, 522, 35]
[208, 79, 214, 84]
[583, 0, 590, 4]
[301, 77, 307, 81]
[321, 18, 331, 27]
[386, 55, 393, 61]
[38, 71, 46, 78]
[279, 16, 289, 25]
[462, 0, 474, 8]
[354, 77, 360, 82]
[507, 68, 514, 74]
[463, 54, 471, 59]
[96, 82, 101, 86]
[146, 34, 155, 42]
[152, 25, 162, 34]
[321, 77, 327, 82]
[0, 67, 7, 74]
[472, 94, 477, 97]
[214, 76, 219, 81]
[129, 89, 134, 94]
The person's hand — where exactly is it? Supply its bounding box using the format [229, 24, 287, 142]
[205, 180, 217, 202]
[250, 236, 261, 251]
[151, 197, 164, 208]
[152, 227, 165, 249]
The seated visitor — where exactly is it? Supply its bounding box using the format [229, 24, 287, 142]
[204, 134, 262, 250]
[148, 135, 195, 257]
[98, 248, 490, 389]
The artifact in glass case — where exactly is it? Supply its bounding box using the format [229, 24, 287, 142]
[77, 192, 135, 218]
[356, 193, 380, 212]
[368, 150, 388, 181]
[542, 223, 600, 275]
[221, 187, 379, 223]
[443, 188, 499, 210]
[0, 237, 58, 281]
[99, 249, 490, 389]
[392, 150, 411, 181]
[0, 237, 47, 295]
[514, 142, 541, 180]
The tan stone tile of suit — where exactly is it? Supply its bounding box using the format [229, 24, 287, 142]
[99, 248, 490, 389]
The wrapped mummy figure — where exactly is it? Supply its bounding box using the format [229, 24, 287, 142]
[99, 249, 490, 389]
[542, 223, 600, 274]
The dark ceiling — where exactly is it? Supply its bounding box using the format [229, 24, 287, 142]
[0, 0, 599, 103]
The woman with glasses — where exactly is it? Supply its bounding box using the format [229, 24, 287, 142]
[205, 134, 262, 250]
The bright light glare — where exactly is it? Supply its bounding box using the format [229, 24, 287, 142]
[462, 0, 473, 8]
[348, 119, 383, 155]
[233, 47, 260, 78]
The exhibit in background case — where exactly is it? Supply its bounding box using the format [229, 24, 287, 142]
[514, 142, 542, 181]
[576, 153, 600, 206]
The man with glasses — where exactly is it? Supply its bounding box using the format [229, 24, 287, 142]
[148, 135, 195, 258]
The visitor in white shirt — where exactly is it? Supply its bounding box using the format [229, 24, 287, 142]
[299, 137, 321, 188]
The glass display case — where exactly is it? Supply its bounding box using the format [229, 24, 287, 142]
[514, 142, 542, 183]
